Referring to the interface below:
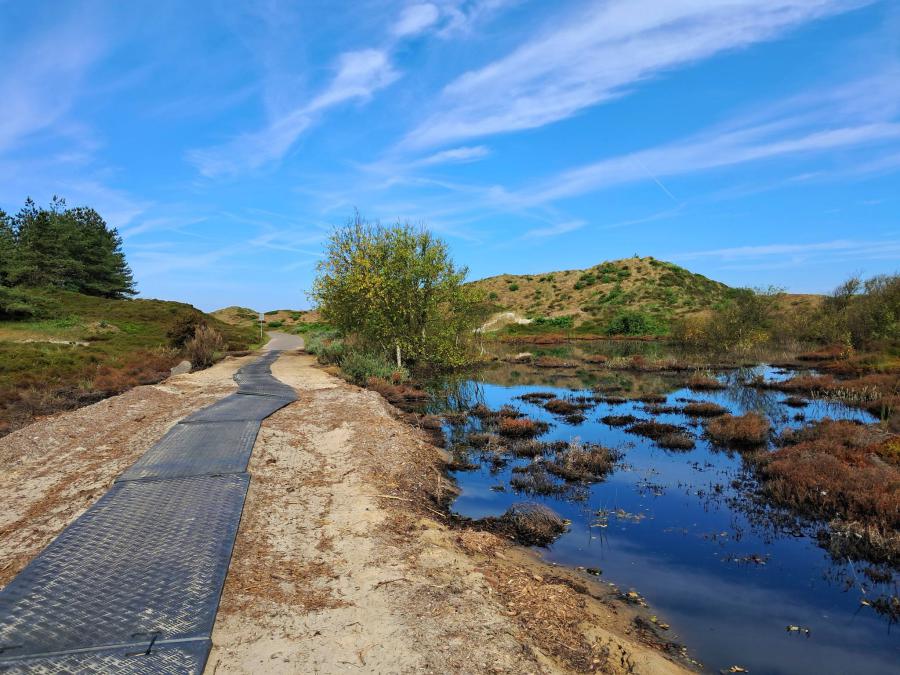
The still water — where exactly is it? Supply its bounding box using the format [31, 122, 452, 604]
[426, 342, 898, 674]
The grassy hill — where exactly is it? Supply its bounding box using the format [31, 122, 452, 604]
[470, 257, 734, 333]
[0, 289, 257, 435]
[212, 306, 321, 331]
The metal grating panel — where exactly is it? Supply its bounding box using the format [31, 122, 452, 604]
[0, 639, 209, 674]
[181, 392, 293, 423]
[117, 421, 261, 482]
[0, 474, 248, 658]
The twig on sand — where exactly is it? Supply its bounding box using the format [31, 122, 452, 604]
[373, 577, 411, 590]
[362, 493, 447, 519]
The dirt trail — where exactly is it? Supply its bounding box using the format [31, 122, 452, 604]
[0, 350, 691, 674]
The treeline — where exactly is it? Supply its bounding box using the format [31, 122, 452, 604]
[672, 275, 900, 353]
[1, 197, 135, 305]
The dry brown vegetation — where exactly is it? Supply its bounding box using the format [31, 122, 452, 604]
[546, 441, 622, 482]
[656, 432, 696, 450]
[683, 401, 728, 417]
[749, 420, 899, 562]
[544, 397, 580, 414]
[686, 374, 726, 391]
[498, 416, 549, 438]
[626, 420, 685, 441]
[494, 502, 568, 546]
[601, 414, 638, 427]
[705, 413, 771, 448]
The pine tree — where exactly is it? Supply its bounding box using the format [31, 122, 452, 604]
[0, 209, 15, 286]
[3, 197, 136, 298]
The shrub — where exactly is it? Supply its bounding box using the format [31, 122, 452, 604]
[185, 324, 225, 369]
[705, 413, 771, 448]
[508, 283, 519, 291]
[340, 350, 407, 385]
[686, 374, 726, 391]
[626, 420, 684, 440]
[683, 401, 728, 417]
[546, 441, 621, 482]
[656, 432, 696, 450]
[601, 414, 637, 426]
[543, 398, 579, 415]
[604, 310, 663, 336]
[267, 320, 283, 328]
[498, 417, 549, 438]
[167, 313, 207, 349]
[751, 420, 899, 559]
[497, 502, 568, 546]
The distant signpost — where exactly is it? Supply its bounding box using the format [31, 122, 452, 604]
[259, 312, 264, 343]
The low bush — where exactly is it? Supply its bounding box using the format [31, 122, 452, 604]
[683, 401, 728, 417]
[656, 432, 696, 450]
[705, 412, 770, 448]
[546, 441, 621, 482]
[185, 324, 225, 369]
[604, 310, 665, 336]
[686, 374, 726, 391]
[340, 350, 407, 385]
[543, 398, 579, 415]
[498, 416, 549, 438]
[601, 414, 637, 426]
[496, 502, 568, 546]
[751, 420, 899, 561]
[625, 420, 684, 440]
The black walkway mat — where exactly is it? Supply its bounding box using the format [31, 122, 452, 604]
[0, 474, 248, 660]
[0, 639, 209, 674]
[181, 392, 293, 423]
[117, 421, 261, 482]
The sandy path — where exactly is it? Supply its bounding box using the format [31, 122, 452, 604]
[207, 353, 690, 674]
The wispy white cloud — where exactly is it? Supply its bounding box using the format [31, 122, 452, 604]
[416, 145, 490, 166]
[188, 49, 399, 178]
[402, 0, 873, 149]
[0, 12, 105, 153]
[671, 238, 900, 262]
[392, 3, 441, 37]
[522, 219, 586, 238]
[515, 122, 900, 206]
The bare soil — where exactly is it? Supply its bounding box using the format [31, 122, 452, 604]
[0, 350, 691, 674]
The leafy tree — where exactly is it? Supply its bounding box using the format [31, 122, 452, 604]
[311, 215, 481, 369]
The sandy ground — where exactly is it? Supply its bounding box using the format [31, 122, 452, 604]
[0, 349, 692, 674]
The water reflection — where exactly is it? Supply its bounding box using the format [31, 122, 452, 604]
[425, 341, 898, 674]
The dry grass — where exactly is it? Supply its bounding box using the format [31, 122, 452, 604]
[497, 502, 568, 546]
[686, 374, 726, 391]
[546, 441, 622, 482]
[705, 413, 771, 448]
[498, 416, 549, 438]
[750, 420, 899, 562]
[683, 401, 728, 417]
[544, 398, 580, 414]
[517, 391, 557, 403]
[626, 420, 684, 441]
[601, 414, 638, 427]
[656, 432, 696, 450]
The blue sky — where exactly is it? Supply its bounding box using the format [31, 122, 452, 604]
[1, 1, 898, 311]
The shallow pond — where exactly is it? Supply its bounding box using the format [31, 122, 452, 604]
[426, 343, 898, 674]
